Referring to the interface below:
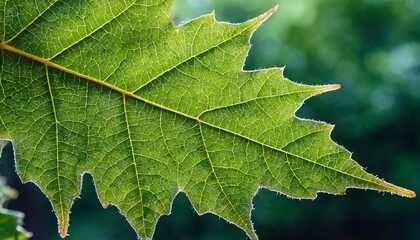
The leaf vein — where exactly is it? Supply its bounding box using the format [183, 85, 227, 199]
[23, 123, 54, 178]
[197, 90, 321, 118]
[131, 17, 262, 94]
[122, 94, 147, 235]
[281, 128, 327, 150]
[198, 122, 255, 239]
[0, 38, 404, 204]
[45, 64, 66, 229]
[5, 0, 60, 43]
[285, 154, 312, 197]
[49, 1, 138, 60]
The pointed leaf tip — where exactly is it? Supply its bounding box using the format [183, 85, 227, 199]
[408, 190, 416, 198]
[270, 4, 280, 14]
[59, 225, 67, 238]
[311, 84, 341, 95]
[329, 84, 341, 90]
[258, 4, 279, 23]
[390, 185, 416, 198]
[1, 1, 415, 239]
[323, 84, 341, 91]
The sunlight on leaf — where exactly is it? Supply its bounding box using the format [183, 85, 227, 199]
[0, 1, 415, 239]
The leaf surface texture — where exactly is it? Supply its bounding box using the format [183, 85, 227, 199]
[0, 1, 414, 239]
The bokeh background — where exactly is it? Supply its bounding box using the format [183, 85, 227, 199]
[1, 0, 419, 239]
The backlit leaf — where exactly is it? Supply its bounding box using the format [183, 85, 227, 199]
[0, 1, 415, 239]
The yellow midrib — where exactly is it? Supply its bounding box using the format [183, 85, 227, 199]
[0, 41, 415, 200]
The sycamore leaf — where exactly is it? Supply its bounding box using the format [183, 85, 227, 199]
[0, 1, 415, 239]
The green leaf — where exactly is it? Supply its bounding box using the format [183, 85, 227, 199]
[0, 209, 32, 240]
[0, 1, 415, 239]
[0, 177, 32, 240]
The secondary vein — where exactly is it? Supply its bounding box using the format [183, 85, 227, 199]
[0, 41, 413, 198]
[45, 64, 66, 231]
[5, 0, 60, 44]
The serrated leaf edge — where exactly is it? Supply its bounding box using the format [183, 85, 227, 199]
[0, 3, 415, 240]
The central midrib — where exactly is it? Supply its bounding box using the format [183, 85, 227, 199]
[0, 42, 411, 198]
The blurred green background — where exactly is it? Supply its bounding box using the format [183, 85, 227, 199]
[1, 0, 419, 239]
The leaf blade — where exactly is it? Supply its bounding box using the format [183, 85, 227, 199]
[0, 1, 414, 239]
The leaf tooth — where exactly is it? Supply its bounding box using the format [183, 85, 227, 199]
[380, 185, 416, 198]
[59, 224, 67, 238]
[324, 84, 341, 91]
[314, 84, 341, 93]
[257, 4, 279, 24]
[400, 188, 416, 198]
[295, 83, 341, 99]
